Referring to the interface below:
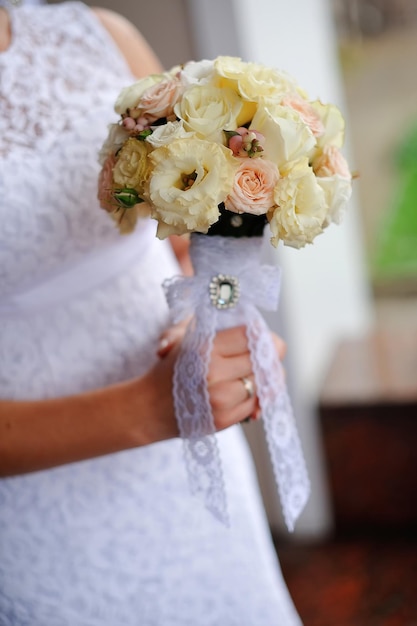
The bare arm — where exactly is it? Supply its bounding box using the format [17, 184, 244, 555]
[0, 324, 273, 477]
[0, 349, 178, 478]
[92, 7, 164, 77]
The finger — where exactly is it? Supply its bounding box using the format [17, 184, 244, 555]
[214, 396, 258, 431]
[272, 333, 287, 361]
[238, 375, 256, 403]
[157, 323, 187, 358]
[207, 352, 252, 386]
[209, 375, 256, 411]
[212, 325, 248, 357]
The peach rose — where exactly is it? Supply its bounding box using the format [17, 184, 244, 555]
[139, 77, 182, 121]
[313, 145, 351, 179]
[97, 154, 117, 213]
[282, 93, 325, 138]
[225, 158, 279, 215]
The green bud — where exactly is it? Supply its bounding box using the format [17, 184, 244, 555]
[136, 129, 153, 141]
[113, 188, 143, 208]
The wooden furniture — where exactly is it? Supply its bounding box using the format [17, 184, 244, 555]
[319, 330, 417, 532]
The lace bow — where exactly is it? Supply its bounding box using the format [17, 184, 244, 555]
[163, 234, 310, 530]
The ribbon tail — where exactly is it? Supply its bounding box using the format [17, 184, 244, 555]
[245, 307, 310, 532]
[173, 310, 229, 525]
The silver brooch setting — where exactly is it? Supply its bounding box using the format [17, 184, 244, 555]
[209, 274, 240, 309]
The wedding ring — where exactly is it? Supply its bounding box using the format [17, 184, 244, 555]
[240, 376, 255, 400]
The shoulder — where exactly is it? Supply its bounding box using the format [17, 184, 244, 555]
[91, 6, 163, 77]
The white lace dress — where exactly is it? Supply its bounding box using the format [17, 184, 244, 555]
[0, 3, 302, 625]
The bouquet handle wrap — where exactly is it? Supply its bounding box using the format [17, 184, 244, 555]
[163, 233, 310, 530]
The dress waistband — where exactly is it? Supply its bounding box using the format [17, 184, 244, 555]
[0, 220, 157, 317]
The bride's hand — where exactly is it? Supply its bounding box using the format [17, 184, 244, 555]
[154, 323, 286, 433]
[207, 326, 286, 428]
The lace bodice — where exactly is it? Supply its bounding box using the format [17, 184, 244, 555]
[0, 2, 135, 298]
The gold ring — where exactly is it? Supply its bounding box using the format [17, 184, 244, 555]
[240, 376, 255, 400]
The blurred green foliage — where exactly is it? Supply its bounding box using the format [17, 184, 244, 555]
[373, 120, 417, 280]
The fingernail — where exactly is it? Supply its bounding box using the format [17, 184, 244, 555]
[157, 337, 171, 357]
[253, 408, 262, 421]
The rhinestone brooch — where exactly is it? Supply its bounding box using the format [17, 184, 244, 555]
[209, 274, 240, 309]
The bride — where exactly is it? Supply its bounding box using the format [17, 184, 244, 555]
[0, 1, 303, 624]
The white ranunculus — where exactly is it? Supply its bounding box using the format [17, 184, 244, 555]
[250, 102, 316, 169]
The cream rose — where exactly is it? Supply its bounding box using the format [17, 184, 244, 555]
[146, 137, 235, 238]
[225, 158, 279, 215]
[174, 84, 243, 142]
[145, 120, 195, 149]
[113, 138, 150, 195]
[270, 159, 327, 248]
[114, 75, 165, 115]
[250, 101, 316, 168]
[214, 56, 295, 102]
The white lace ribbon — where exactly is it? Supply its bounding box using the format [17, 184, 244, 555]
[163, 234, 310, 530]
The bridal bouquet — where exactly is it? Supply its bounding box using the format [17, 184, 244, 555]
[98, 56, 352, 529]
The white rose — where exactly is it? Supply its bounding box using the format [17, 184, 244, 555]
[250, 101, 316, 169]
[180, 59, 216, 87]
[318, 175, 352, 226]
[145, 121, 196, 148]
[270, 158, 327, 248]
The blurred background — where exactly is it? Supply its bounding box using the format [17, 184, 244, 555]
[41, 0, 417, 621]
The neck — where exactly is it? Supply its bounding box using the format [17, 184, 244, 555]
[0, 8, 11, 54]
